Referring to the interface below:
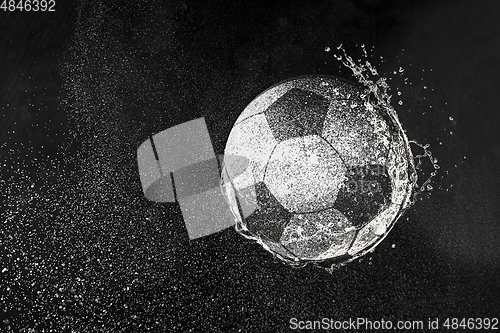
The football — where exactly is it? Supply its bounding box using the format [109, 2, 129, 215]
[221, 75, 416, 266]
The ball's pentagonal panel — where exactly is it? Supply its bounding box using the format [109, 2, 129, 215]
[322, 97, 392, 167]
[224, 114, 278, 189]
[348, 203, 400, 256]
[244, 182, 293, 243]
[232, 76, 360, 127]
[280, 208, 356, 260]
[234, 81, 295, 126]
[333, 164, 392, 228]
[265, 135, 347, 213]
[264, 88, 330, 142]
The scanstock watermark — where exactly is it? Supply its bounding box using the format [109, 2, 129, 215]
[289, 317, 426, 331]
[137, 118, 255, 240]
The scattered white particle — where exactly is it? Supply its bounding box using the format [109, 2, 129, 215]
[398, 101, 403, 105]
[397, 91, 401, 96]
[391, 244, 396, 248]
[423, 86, 427, 89]
[325, 46, 330, 52]
[449, 116, 454, 121]
[1, 268, 7, 273]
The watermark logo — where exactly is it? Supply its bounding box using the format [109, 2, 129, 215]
[137, 118, 256, 240]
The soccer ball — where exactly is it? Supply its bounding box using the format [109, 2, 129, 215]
[221, 75, 416, 267]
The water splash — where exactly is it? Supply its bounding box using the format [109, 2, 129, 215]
[333, 44, 439, 203]
[409, 140, 440, 197]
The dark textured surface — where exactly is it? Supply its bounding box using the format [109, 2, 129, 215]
[1, 0, 500, 332]
[264, 88, 330, 142]
[334, 164, 392, 228]
[244, 182, 292, 243]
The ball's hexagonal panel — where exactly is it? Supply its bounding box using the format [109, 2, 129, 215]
[322, 97, 392, 167]
[280, 208, 356, 260]
[265, 135, 347, 213]
[223, 113, 278, 190]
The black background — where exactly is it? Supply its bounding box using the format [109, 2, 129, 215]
[1, 0, 499, 332]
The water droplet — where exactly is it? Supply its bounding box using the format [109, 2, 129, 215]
[449, 116, 454, 121]
[398, 100, 403, 105]
[325, 47, 330, 52]
[391, 244, 396, 248]
[423, 86, 427, 89]
[397, 91, 402, 96]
